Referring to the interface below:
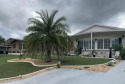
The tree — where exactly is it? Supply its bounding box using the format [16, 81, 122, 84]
[0, 35, 5, 44]
[24, 10, 72, 62]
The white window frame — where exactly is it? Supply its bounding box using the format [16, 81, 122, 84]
[104, 39, 110, 49]
[97, 39, 103, 49]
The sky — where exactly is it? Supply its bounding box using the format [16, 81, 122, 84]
[0, 0, 125, 39]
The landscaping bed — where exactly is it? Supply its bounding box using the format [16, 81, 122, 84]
[8, 58, 59, 67]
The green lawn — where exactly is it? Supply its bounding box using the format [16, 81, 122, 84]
[0, 55, 112, 78]
[61, 56, 112, 65]
[0, 55, 46, 79]
[24, 54, 112, 65]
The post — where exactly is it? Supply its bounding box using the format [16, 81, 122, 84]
[91, 32, 93, 51]
[109, 47, 112, 58]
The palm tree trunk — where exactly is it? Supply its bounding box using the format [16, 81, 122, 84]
[45, 48, 52, 62]
[56, 47, 60, 60]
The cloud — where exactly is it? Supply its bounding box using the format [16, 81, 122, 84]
[10, 33, 21, 39]
[0, 0, 125, 39]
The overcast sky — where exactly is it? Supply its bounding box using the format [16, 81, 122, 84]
[0, 0, 125, 39]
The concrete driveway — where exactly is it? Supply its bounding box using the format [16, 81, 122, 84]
[2, 61, 125, 84]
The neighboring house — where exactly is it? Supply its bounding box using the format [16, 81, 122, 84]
[71, 25, 125, 57]
[6, 38, 25, 55]
[0, 43, 10, 54]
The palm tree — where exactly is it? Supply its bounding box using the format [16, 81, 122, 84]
[24, 10, 72, 62]
[0, 35, 5, 44]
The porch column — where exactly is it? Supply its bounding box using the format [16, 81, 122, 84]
[91, 32, 93, 51]
[122, 35, 125, 47]
[22, 43, 23, 54]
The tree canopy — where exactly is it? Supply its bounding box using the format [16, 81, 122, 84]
[0, 35, 5, 44]
[24, 10, 72, 62]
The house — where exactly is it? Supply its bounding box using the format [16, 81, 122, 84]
[0, 43, 10, 54]
[6, 38, 25, 55]
[71, 25, 125, 57]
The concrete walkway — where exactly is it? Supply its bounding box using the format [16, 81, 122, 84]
[2, 61, 125, 84]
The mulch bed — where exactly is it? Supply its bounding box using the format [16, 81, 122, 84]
[8, 58, 59, 66]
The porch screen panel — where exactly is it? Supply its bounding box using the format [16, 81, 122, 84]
[78, 41, 83, 49]
[97, 39, 103, 49]
[84, 40, 91, 49]
[104, 39, 110, 49]
[19, 43, 22, 49]
[92, 40, 95, 49]
[112, 39, 119, 49]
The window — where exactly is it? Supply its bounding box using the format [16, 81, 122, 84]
[97, 39, 103, 49]
[112, 39, 119, 49]
[23, 44, 25, 49]
[78, 41, 83, 49]
[84, 40, 91, 49]
[83, 40, 95, 49]
[19, 43, 22, 49]
[104, 39, 110, 49]
[13, 44, 16, 49]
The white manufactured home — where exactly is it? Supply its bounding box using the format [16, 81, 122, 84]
[71, 25, 125, 57]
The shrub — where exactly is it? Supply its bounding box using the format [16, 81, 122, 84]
[0, 50, 4, 54]
[114, 45, 123, 51]
[114, 45, 125, 60]
[75, 46, 82, 56]
[120, 49, 125, 60]
[107, 62, 113, 66]
[18, 55, 24, 59]
[91, 50, 97, 57]
[57, 63, 61, 68]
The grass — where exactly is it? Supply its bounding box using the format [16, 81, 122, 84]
[24, 54, 112, 65]
[61, 56, 112, 65]
[0, 54, 112, 78]
[0, 55, 46, 78]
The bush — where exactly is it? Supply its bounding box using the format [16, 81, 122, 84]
[114, 45, 123, 51]
[114, 45, 125, 60]
[18, 55, 25, 59]
[107, 62, 113, 66]
[91, 50, 97, 57]
[57, 63, 61, 68]
[120, 49, 125, 60]
[0, 50, 4, 54]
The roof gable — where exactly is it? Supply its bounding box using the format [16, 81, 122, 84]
[6, 38, 22, 44]
[75, 25, 125, 35]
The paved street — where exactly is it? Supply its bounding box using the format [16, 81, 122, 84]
[2, 61, 125, 84]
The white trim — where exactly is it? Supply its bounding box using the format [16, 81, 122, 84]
[103, 38, 104, 49]
[91, 32, 92, 51]
[71, 30, 125, 38]
[82, 40, 84, 49]
[82, 49, 111, 51]
[74, 25, 125, 36]
[110, 39, 112, 47]
[83, 38, 116, 50]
